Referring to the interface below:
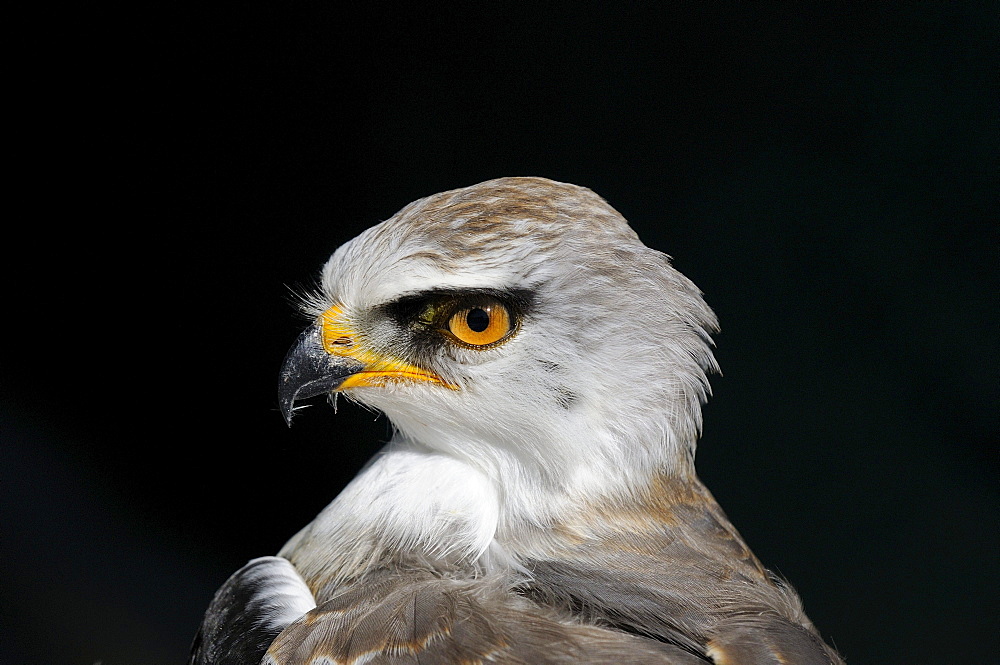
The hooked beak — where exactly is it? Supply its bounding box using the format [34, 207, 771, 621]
[278, 324, 364, 426]
[278, 306, 456, 426]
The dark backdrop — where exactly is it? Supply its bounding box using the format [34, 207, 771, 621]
[4, 4, 996, 663]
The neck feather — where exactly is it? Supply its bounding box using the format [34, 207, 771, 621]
[279, 422, 694, 599]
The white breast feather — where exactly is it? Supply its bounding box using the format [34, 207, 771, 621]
[280, 446, 503, 584]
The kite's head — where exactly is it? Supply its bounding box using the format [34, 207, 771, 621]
[279, 177, 718, 489]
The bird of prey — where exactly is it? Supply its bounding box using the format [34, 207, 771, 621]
[190, 177, 843, 664]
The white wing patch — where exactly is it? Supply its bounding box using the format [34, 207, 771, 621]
[190, 556, 317, 665]
[241, 556, 317, 633]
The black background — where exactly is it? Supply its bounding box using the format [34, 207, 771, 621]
[3, 4, 997, 663]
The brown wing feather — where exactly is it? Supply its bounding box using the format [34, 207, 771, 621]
[263, 569, 706, 665]
[706, 615, 843, 665]
[521, 475, 843, 664]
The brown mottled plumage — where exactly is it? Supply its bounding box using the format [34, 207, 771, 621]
[191, 178, 843, 664]
[264, 571, 705, 664]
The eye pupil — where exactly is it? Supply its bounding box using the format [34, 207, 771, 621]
[466, 308, 490, 333]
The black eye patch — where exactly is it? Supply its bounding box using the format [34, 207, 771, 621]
[376, 287, 535, 358]
[380, 287, 535, 332]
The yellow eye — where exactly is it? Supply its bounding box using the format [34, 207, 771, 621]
[446, 303, 513, 347]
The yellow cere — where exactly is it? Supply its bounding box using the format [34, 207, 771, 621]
[319, 306, 456, 390]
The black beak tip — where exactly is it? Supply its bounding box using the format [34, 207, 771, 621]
[278, 373, 300, 427]
[279, 390, 296, 427]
